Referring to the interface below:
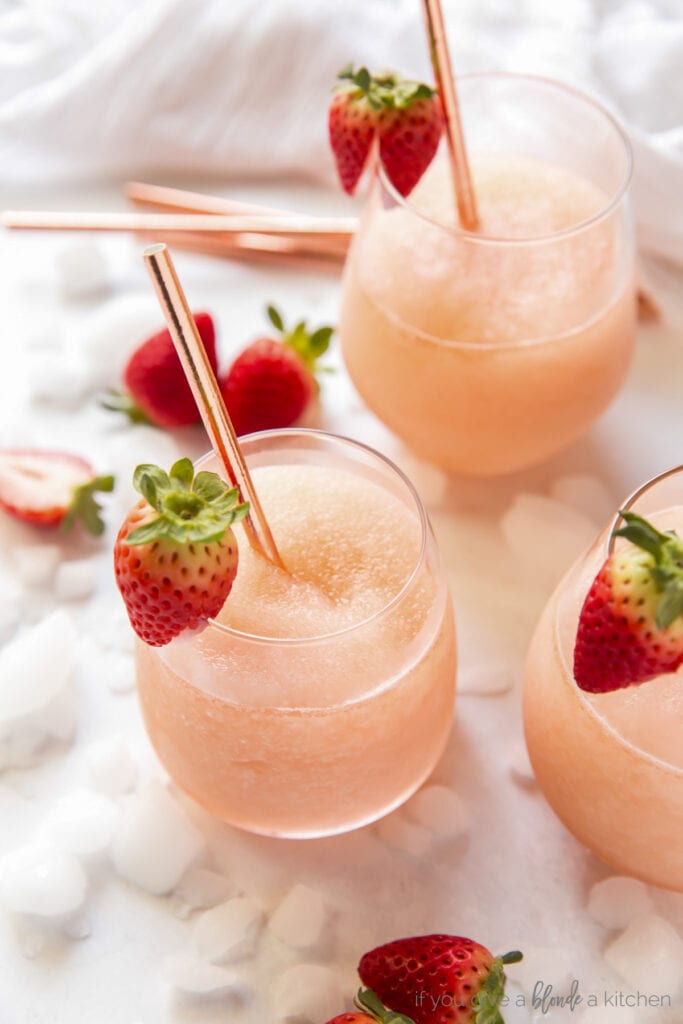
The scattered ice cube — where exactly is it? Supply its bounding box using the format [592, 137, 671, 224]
[550, 474, 615, 527]
[405, 784, 471, 839]
[501, 493, 596, 591]
[604, 914, 683, 996]
[193, 896, 264, 963]
[10, 544, 61, 589]
[55, 558, 99, 602]
[63, 913, 92, 941]
[269, 885, 328, 950]
[0, 844, 87, 916]
[163, 954, 251, 998]
[458, 663, 515, 696]
[79, 294, 161, 391]
[55, 241, 110, 300]
[376, 813, 432, 857]
[588, 876, 654, 930]
[174, 867, 237, 913]
[0, 611, 78, 769]
[86, 735, 137, 797]
[273, 964, 344, 1023]
[509, 945, 574, 996]
[43, 788, 119, 856]
[19, 925, 46, 959]
[27, 351, 89, 407]
[101, 651, 135, 694]
[509, 742, 537, 786]
[111, 781, 204, 895]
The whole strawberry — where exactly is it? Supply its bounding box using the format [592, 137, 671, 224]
[359, 935, 522, 1024]
[114, 458, 248, 646]
[574, 510, 683, 692]
[329, 65, 443, 197]
[103, 311, 216, 427]
[0, 449, 114, 535]
[219, 305, 333, 436]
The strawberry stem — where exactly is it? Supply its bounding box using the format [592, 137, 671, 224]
[614, 510, 683, 629]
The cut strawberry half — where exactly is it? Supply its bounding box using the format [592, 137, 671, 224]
[0, 449, 114, 535]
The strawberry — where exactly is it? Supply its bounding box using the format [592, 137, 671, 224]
[325, 988, 416, 1024]
[113, 458, 248, 646]
[574, 510, 683, 692]
[0, 449, 114, 535]
[358, 935, 522, 1024]
[329, 65, 443, 197]
[103, 311, 216, 427]
[219, 305, 333, 436]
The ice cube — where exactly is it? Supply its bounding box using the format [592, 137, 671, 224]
[79, 294, 162, 390]
[588, 876, 653, 930]
[509, 945, 574, 996]
[55, 558, 99, 602]
[376, 813, 432, 858]
[604, 914, 683, 997]
[550, 474, 615, 527]
[63, 913, 92, 941]
[273, 964, 343, 1023]
[405, 784, 471, 839]
[501, 493, 596, 591]
[0, 611, 78, 768]
[55, 241, 110, 300]
[269, 885, 328, 950]
[111, 781, 204, 895]
[0, 844, 87, 916]
[174, 867, 237, 912]
[458, 663, 515, 696]
[43, 788, 119, 856]
[19, 926, 46, 959]
[10, 544, 61, 589]
[509, 742, 536, 786]
[163, 954, 251, 998]
[27, 351, 89, 407]
[98, 650, 135, 694]
[86, 735, 137, 797]
[193, 896, 264, 963]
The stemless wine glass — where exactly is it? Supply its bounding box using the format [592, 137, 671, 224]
[135, 429, 456, 839]
[339, 72, 636, 476]
[524, 466, 683, 890]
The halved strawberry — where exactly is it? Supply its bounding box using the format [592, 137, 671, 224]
[103, 311, 216, 427]
[329, 65, 443, 197]
[574, 510, 683, 692]
[358, 935, 522, 1024]
[0, 449, 114, 535]
[113, 458, 248, 646]
[219, 305, 333, 436]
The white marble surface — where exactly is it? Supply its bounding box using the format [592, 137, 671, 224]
[1, 181, 683, 1024]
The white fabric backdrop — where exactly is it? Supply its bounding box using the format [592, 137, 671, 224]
[1, 0, 682, 261]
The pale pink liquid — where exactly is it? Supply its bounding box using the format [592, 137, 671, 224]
[340, 154, 636, 475]
[137, 457, 456, 837]
[524, 507, 683, 889]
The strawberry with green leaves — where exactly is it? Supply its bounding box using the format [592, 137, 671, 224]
[358, 935, 522, 1024]
[219, 305, 333, 436]
[0, 449, 114, 536]
[574, 510, 683, 692]
[114, 458, 248, 646]
[325, 989, 416, 1024]
[329, 65, 443, 197]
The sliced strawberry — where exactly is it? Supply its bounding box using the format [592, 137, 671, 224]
[103, 311, 216, 428]
[574, 510, 683, 692]
[329, 66, 442, 197]
[219, 305, 333, 436]
[114, 458, 248, 646]
[0, 449, 114, 535]
[358, 935, 522, 1024]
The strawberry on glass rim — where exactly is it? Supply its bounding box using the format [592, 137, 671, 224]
[114, 457, 248, 647]
[574, 510, 683, 693]
[0, 449, 114, 535]
[358, 935, 522, 1024]
[329, 64, 443, 197]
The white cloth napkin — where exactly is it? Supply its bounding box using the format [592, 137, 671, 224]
[1, 0, 682, 263]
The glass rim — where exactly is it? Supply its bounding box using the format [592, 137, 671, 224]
[378, 70, 634, 247]
[195, 427, 430, 646]
[554, 464, 683, 776]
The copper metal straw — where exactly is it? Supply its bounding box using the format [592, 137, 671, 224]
[126, 181, 289, 217]
[143, 243, 285, 570]
[421, 0, 479, 230]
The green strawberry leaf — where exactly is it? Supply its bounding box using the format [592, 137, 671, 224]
[169, 458, 194, 490]
[267, 304, 285, 333]
[355, 988, 416, 1024]
[61, 474, 115, 537]
[100, 389, 152, 426]
[615, 510, 683, 631]
[263, 305, 335, 380]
